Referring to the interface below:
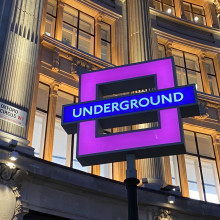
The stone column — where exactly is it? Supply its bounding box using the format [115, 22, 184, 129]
[214, 0, 220, 28]
[44, 81, 59, 161]
[0, 0, 43, 147]
[55, 0, 64, 41]
[126, 0, 166, 187]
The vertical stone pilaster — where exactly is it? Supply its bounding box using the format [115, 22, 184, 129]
[0, 0, 43, 144]
[178, 154, 189, 197]
[95, 14, 102, 59]
[126, 0, 166, 185]
[44, 82, 59, 161]
[165, 41, 173, 57]
[174, 0, 186, 19]
[164, 156, 172, 185]
[40, 0, 48, 36]
[213, 133, 220, 181]
[199, 52, 211, 94]
[55, 0, 64, 41]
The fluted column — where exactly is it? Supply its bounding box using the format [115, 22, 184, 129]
[44, 82, 59, 161]
[0, 0, 43, 144]
[126, 0, 166, 186]
[95, 14, 102, 59]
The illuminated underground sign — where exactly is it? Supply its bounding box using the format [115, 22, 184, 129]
[62, 57, 199, 166]
[63, 86, 196, 124]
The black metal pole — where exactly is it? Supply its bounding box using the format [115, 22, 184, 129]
[125, 154, 139, 220]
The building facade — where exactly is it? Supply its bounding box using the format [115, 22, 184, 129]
[0, 0, 220, 219]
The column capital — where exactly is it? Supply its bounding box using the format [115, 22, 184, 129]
[198, 51, 206, 61]
[95, 14, 103, 25]
[50, 81, 60, 97]
[58, 0, 64, 7]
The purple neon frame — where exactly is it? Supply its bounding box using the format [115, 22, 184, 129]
[77, 58, 183, 161]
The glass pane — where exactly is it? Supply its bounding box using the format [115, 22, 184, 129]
[183, 2, 191, 12]
[101, 22, 111, 42]
[37, 83, 49, 111]
[79, 13, 94, 34]
[100, 163, 112, 178]
[163, 5, 175, 15]
[47, 0, 57, 16]
[192, 5, 204, 15]
[158, 44, 166, 58]
[72, 133, 91, 172]
[187, 70, 203, 92]
[153, 0, 162, 11]
[62, 24, 77, 47]
[170, 156, 180, 187]
[208, 75, 219, 96]
[63, 5, 78, 26]
[101, 41, 111, 62]
[45, 15, 55, 37]
[196, 133, 215, 158]
[193, 14, 206, 25]
[204, 58, 216, 76]
[185, 53, 200, 71]
[52, 119, 69, 165]
[32, 111, 47, 158]
[185, 157, 204, 200]
[172, 49, 184, 67]
[162, 0, 174, 6]
[184, 130, 197, 154]
[176, 67, 187, 86]
[78, 31, 94, 54]
[201, 160, 220, 203]
[185, 11, 193, 22]
[56, 91, 74, 116]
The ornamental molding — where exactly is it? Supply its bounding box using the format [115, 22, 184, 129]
[154, 209, 172, 220]
[0, 163, 28, 220]
[214, 0, 220, 15]
[194, 100, 209, 120]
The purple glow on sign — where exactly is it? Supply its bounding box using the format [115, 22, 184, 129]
[78, 58, 180, 156]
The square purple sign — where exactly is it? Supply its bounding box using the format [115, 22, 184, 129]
[77, 58, 185, 165]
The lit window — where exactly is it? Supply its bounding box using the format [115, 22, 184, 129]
[184, 131, 220, 203]
[183, 2, 206, 25]
[52, 91, 75, 166]
[204, 58, 219, 96]
[169, 156, 180, 188]
[32, 83, 49, 158]
[153, 0, 175, 16]
[172, 49, 203, 92]
[62, 5, 94, 55]
[45, 0, 57, 37]
[101, 22, 111, 62]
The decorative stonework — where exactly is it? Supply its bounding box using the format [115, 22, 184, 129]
[0, 163, 28, 220]
[194, 100, 209, 120]
[214, 0, 220, 15]
[154, 209, 172, 220]
[52, 48, 60, 72]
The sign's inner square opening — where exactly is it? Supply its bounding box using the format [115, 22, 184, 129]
[96, 75, 159, 136]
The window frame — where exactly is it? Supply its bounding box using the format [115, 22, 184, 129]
[172, 48, 204, 92]
[184, 130, 220, 203]
[62, 4, 95, 55]
[153, 0, 176, 16]
[183, 1, 206, 26]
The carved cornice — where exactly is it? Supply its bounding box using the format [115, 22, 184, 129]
[0, 163, 28, 220]
[41, 35, 115, 71]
